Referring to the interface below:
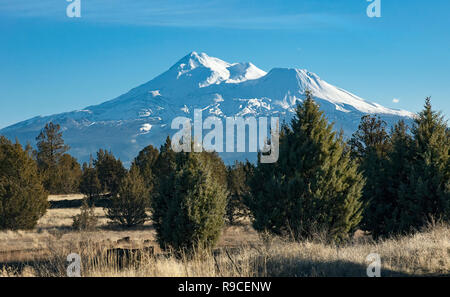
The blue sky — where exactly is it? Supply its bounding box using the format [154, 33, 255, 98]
[0, 0, 449, 128]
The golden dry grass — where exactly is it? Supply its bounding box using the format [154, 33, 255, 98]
[1, 195, 449, 277]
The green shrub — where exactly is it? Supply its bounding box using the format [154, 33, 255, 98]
[152, 139, 227, 252]
[72, 199, 98, 231]
[0, 136, 48, 230]
[105, 167, 149, 227]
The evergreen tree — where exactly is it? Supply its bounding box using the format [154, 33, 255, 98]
[72, 199, 98, 231]
[35, 122, 72, 193]
[154, 137, 177, 178]
[94, 149, 126, 195]
[199, 150, 228, 189]
[79, 160, 102, 200]
[55, 154, 82, 194]
[106, 167, 149, 227]
[35, 122, 70, 169]
[349, 115, 391, 233]
[349, 115, 390, 161]
[248, 92, 365, 242]
[132, 144, 159, 191]
[226, 161, 253, 225]
[152, 138, 227, 252]
[0, 136, 48, 230]
[151, 137, 177, 244]
[396, 98, 449, 232]
[359, 98, 449, 237]
[380, 120, 414, 236]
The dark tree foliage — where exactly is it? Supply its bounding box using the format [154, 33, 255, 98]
[94, 149, 126, 196]
[0, 136, 48, 230]
[35, 122, 80, 194]
[35, 122, 70, 169]
[106, 167, 149, 227]
[56, 154, 82, 194]
[349, 115, 391, 234]
[226, 161, 254, 225]
[394, 98, 449, 233]
[151, 137, 177, 244]
[198, 150, 228, 192]
[248, 91, 365, 242]
[349, 98, 449, 238]
[151, 137, 177, 237]
[151, 137, 227, 252]
[79, 160, 102, 200]
[132, 144, 159, 192]
[380, 120, 415, 236]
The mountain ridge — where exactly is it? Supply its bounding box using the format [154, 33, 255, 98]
[0, 52, 413, 166]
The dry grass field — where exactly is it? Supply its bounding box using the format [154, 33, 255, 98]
[0, 195, 449, 277]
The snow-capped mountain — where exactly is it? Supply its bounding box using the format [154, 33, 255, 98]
[0, 52, 413, 166]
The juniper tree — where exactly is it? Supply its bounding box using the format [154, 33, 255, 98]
[106, 167, 149, 227]
[132, 144, 159, 191]
[151, 137, 177, 244]
[152, 137, 227, 252]
[226, 161, 253, 225]
[248, 92, 365, 242]
[199, 150, 228, 190]
[0, 136, 48, 230]
[349, 115, 391, 233]
[72, 199, 98, 231]
[55, 154, 82, 194]
[379, 120, 414, 237]
[79, 160, 102, 200]
[395, 98, 449, 233]
[94, 149, 126, 195]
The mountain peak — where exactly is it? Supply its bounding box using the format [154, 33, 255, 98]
[167, 52, 266, 88]
[0, 52, 414, 166]
[175, 51, 227, 69]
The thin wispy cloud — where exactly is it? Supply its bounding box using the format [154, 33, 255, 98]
[0, 0, 351, 30]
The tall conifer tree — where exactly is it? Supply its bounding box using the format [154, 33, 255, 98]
[248, 92, 365, 242]
[349, 115, 391, 234]
[396, 98, 449, 232]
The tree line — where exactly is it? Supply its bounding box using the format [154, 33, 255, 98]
[0, 92, 448, 253]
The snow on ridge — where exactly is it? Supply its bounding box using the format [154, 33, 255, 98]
[263, 67, 414, 117]
[226, 62, 267, 84]
[0, 51, 415, 167]
[149, 90, 161, 97]
[175, 51, 267, 87]
[139, 123, 152, 134]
